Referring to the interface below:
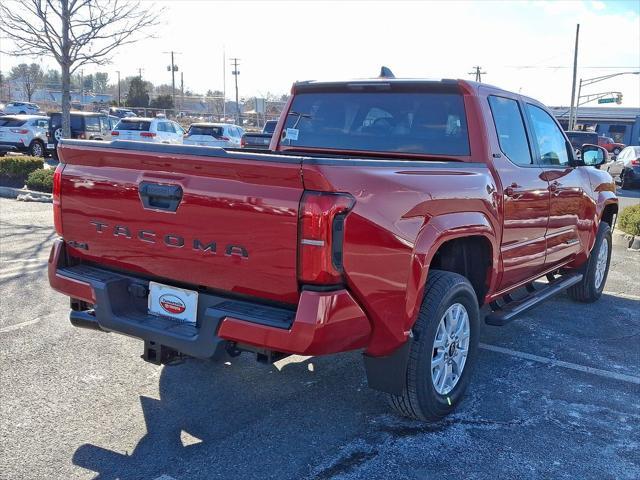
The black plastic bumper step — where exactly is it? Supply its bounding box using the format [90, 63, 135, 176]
[485, 273, 583, 326]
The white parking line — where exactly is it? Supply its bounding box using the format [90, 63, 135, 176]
[603, 290, 640, 301]
[480, 343, 640, 385]
[1, 257, 48, 264]
[0, 318, 41, 334]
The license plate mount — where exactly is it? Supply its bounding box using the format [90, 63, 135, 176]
[148, 281, 198, 324]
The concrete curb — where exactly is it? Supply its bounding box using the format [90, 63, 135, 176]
[613, 230, 640, 251]
[0, 186, 52, 202]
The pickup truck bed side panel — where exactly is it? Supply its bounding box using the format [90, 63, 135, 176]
[301, 160, 498, 356]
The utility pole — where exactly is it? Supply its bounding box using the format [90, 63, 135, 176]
[116, 70, 121, 107]
[180, 71, 184, 112]
[138, 68, 143, 79]
[164, 51, 180, 111]
[568, 23, 580, 131]
[231, 57, 241, 125]
[468, 66, 486, 83]
[223, 47, 226, 120]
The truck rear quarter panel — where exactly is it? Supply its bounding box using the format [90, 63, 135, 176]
[302, 160, 499, 356]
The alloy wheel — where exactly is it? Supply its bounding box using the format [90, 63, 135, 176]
[431, 303, 470, 395]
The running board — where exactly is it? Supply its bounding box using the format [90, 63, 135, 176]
[485, 273, 583, 326]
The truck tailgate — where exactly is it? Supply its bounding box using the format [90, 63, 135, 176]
[57, 141, 303, 305]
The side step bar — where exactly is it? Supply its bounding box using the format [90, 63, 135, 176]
[485, 273, 583, 326]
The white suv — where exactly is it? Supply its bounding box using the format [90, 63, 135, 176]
[111, 117, 184, 144]
[183, 123, 244, 148]
[2, 102, 41, 115]
[0, 115, 49, 157]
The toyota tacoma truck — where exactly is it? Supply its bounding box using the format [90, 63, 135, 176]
[48, 76, 618, 421]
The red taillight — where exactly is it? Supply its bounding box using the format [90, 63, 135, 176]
[140, 132, 156, 138]
[631, 159, 640, 166]
[298, 191, 355, 285]
[241, 138, 246, 147]
[77, 133, 86, 139]
[111, 131, 119, 136]
[10, 128, 29, 134]
[53, 164, 64, 236]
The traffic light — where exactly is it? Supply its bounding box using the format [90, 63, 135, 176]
[616, 93, 623, 104]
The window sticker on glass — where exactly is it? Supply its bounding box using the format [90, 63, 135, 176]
[285, 128, 299, 141]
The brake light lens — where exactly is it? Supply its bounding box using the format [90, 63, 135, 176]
[631, 159, 639, 166]
[111, 130, 119, 136]
[241, 137, 246, 147]
[140, 132, 156, 138]
[53, 163, 64, 236]
[77, 133, 85, 139]
[298, 191, 355, 285]
[10, 129, 29, 134]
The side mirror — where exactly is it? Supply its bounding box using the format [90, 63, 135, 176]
[580, 144, 608, 168]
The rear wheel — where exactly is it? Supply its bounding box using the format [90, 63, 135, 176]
[388, 270, 480, 421]
[567, 222, 612, 303]
[29, 140, 44, 157]
[613, 147, 621, 156]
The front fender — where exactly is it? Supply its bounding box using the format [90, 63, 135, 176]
[403, 211, 499, 335]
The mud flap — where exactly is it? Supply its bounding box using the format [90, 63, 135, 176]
[363, 337, 412, 395]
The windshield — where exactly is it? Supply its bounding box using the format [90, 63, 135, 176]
[282, 91, 470, 156]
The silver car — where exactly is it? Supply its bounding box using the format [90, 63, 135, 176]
[183, 123, 244, 148]
[2, 102, 41, 115]
[0, 115, 49, 157]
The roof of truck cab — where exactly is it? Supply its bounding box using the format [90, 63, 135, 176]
[291, 77, 506, 94]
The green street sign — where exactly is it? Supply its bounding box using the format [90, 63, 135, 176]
[598, 98, 616, 104]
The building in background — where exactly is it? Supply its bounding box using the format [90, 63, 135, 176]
[551, 107, 640, 145]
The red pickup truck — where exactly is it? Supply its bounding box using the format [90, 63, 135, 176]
[48, 77, 617, 421]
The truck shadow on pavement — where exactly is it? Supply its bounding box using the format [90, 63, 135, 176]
[71, 352, 384, 480]
[70, 293, 640, 480]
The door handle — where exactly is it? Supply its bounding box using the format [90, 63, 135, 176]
[504, 182, 520, 197]
[549, 181, 561, 196]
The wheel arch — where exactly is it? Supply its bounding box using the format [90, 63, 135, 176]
[404, 212, 498, 335]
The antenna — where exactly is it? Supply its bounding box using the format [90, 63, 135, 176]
[379, 66, 395, 79]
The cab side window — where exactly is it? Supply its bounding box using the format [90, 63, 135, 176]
[488, 96, 532, 166]
[526, 104, 570, 167]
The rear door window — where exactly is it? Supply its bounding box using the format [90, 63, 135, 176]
[116, 119, 151, 131]
[282, 90, 470, 156]
[488, 96, 532, 166]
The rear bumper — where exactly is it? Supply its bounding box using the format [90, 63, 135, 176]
[0, 142, 25, 152]
[48, 239, 371, 358]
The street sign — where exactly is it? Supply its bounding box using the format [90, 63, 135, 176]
[598, 98, 615, 104]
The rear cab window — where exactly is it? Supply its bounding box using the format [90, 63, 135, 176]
[116, 119, 151, 131]
[281, 85, 470, 157]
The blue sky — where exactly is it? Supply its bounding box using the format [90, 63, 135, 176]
[2, 0, 639, 107]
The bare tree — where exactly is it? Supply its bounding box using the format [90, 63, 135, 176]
[9, 63, 44, 101]
[0, 0, 161, 137]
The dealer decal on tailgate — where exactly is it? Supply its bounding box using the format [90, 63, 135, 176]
[148, 281, 198, 323]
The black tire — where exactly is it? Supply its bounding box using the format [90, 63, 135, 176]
[620, 172, 629, 190]
[567, 222, 612, 303]
[613, 148, 621, 156]
[28, 140, 45, 157]
[388, 270, 480, 421]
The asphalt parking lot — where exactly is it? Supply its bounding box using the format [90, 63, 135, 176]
[0, 197, 638, 480]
